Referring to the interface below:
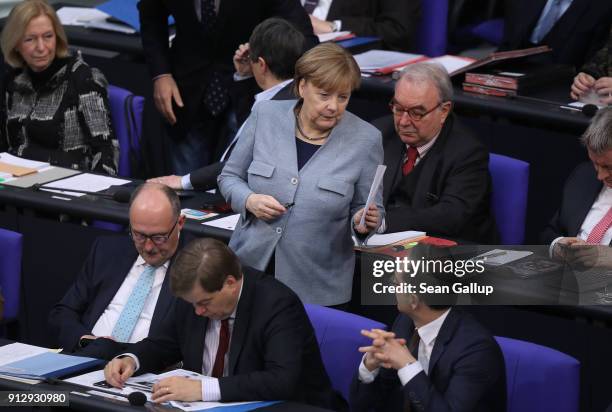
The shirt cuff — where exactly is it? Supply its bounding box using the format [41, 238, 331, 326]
[549, 236, 564, 258]
[357, 355, 379, 383]
[199, 376, 221, 401]
[116, 353, 140, 372]
[397, 361, 423, 386]
[182, 174, 193, 190]
[333, 20, 342, 31]
[233, 72, 253, 82]
[153, 73, 172, 81]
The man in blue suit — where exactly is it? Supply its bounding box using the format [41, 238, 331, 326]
[48, 183, 186, 359]
[350, 252, 506, 412]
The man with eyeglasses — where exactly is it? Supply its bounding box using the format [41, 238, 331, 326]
[377, 62, 498, 243]
[103, 238, 345, 409]
[48, 183, 187, 359]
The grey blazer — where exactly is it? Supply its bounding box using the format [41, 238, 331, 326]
[218, 100, 384, 306]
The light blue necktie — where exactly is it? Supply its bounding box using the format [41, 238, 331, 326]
[530, 0, 563, 44]
[111, 265, 157, 342]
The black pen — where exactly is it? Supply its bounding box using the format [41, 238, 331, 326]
[283, 202, 295, 208]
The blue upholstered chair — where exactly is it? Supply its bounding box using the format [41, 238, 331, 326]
[415, 0, 448, 57]
[304, 304, 386, 401]
[108, 85, 145, 178]
[0, 228, 23, 330]
[489, 153, 530, 245]
[496, 336, 580, 412]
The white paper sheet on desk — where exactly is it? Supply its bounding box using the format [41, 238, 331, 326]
[65, 369, 155, 401]
[57, 7, 110, 26]
[0, 152, 49, 169]
[40, 173, 130, 197]
[0, 343, 49, 365]
[359, 165, 386, 227]
[318, 31, 352, 42]
[354, 50, 423, 72]
[202, 214, 240, 230]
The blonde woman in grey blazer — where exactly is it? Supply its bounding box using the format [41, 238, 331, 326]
[218, 43, 384, 306]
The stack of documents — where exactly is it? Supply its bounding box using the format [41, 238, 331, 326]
[354, 50, 424, 75]
[0, 343, 102, 381]
[0, 152, 49, 177]
[362, 231, 427, 248]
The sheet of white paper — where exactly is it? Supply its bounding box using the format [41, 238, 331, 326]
[0, 343, 48, 365]
[202, 214, 240, 231]
[353, 50, 423, 71]
[65, 370, 155, 401]
[473, 249, 533, 266]
[0, 152, 49, 169]
[40, 173, 130, 197]
[317, 31, 352, 42]
[359, 165, 386, 227]
[365, 231, 426, 247]
[427, 55, 475, 75]
[57, 7, 110, 26]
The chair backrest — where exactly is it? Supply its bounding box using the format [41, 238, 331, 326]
[489, 153, 530, 244]
[0, 228, 22, 321]
[107, 85, 145, 177]
[304, 304, 386, 401]
[415, 0, 448, 57]
[495, 336, 580, 412]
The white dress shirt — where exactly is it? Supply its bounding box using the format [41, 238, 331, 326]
[358, 309, 451, 385]
[409, 132, 439, 168]
[550, 185, 612, 255]
[91, 257, 168, 343]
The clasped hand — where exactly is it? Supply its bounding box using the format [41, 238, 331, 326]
[246, 194, 287, 221]
[358, 328, 413, 371]
[353, 204, 381, 234]
[554, 237, 612, 269]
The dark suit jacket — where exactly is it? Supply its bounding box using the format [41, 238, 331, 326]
[189, 81, 296, 191]
[377, 114, 498, 244]
[129, 268, 344, 409]
[541, 162, 602, 244]
[349, 309, 506, 412]
[138, 0, 315, 130]
[48, 236, 176, 359]
[500, 0, 612, 68]
[326, 0, 421, 51]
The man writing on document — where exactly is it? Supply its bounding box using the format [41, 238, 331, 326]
[103, 238, 344, 410]
[378, 63, 498, 244]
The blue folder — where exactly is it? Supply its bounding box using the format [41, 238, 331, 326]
[0, 352, 103, 379]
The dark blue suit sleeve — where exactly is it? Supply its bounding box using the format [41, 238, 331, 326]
[48, 239, 103, 351]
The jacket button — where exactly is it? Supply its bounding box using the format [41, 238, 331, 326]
[276, 227, 282, 234]
[291, 177, 298, 185]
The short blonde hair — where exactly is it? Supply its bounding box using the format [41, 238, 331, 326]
[294, 42, 361, 95]
[1, 0, 69, 68]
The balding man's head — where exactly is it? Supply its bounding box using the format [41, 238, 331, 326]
[128, 183, 184, 266]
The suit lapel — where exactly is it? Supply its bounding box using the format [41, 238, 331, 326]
[427, 310, 459, 376]
[545, 0, 589, 42]
[228, 271, 256, 374]
[383, 135, 405, 204]
[90, 243, 139, 328]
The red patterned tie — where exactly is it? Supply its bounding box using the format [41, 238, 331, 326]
[402, 146, 419, 176]
[587, 206, 612, 244]
[211, 319, 230, 378]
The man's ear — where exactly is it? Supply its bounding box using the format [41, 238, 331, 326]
[257, 57, 267, 74]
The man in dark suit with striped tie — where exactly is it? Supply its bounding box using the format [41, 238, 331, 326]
[543, 108, 612, 268]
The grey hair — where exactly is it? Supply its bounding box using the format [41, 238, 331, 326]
[580, 107, 612, 154]
[396, 62, 454, 102]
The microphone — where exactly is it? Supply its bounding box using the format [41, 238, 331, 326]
[46, 377, 147, 406]
[32, 183, 132, 203]
[582, 104, 599, 118]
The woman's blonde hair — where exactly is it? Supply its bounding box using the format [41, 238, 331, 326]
[294, 42, 361, 95]
[1, 0, 69, 68]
